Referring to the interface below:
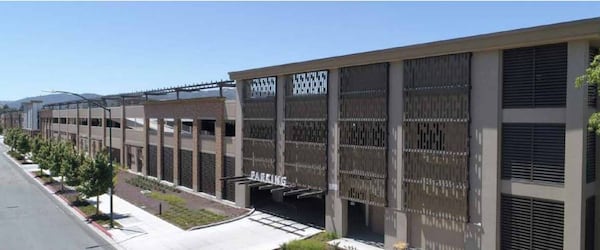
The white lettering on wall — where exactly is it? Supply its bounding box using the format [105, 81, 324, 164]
[249, 171, 288, 187]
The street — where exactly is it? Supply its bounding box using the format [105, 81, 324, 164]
[0, 141, 115, 250]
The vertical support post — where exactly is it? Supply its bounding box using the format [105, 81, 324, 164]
[173, 118, 181, 185]
[325, 68, 347, 236]
[121, 97, 126, 167]
[108, 109, 114, 229]
[384, 61, 408, 249]
[88, 102, 92, 156]
[235, 80, 250, 208]
[157, 118, 164, 180]
[276, 75, 285, 176]
[142, 117, 149, 176]
[192, 119, 200, 191]
[564, 40, 589, 249]
[76, 102, 80, 151]
[102, 104, 107, 148]
[470, 50, 502, 250]
[215, 105, 224, 199]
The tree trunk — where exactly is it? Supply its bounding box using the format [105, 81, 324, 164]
[96, 195, 100, 215]
[60, 176, 64, 193]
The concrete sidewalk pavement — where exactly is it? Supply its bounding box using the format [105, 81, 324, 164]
[1, 136, 322, 250]
[92, 193, 321, 250]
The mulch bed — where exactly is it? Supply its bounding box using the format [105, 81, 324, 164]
[115, 170, 248, 221]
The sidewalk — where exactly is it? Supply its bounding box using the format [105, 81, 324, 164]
[93, 193, 321, 250]
[1, 136, 321, 250]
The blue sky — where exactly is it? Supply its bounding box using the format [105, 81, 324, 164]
[1, 2, 599, 100]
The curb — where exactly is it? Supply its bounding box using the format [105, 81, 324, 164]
[187, 208, 256, 231]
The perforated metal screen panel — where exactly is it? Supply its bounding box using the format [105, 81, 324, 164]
[242, 77, 277, 176]
[403, 53, 471, 222]
[503, 43, 567, 108]
[501, 195, 564, 250]
[162, 146, 174, 182]
[148, 145, 157, 177]
[180, 150, 193, 189]
[223, 156, 236, 202]
[502, 123, 565, 183]
[338, 63, 388, 206]
[284, 71, 328, 190]
[200, 152, 216, 195]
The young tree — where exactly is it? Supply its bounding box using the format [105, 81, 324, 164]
[34, 140, 51, 176]
[4, 128, 17, 151]
[47, 141, 65, 179]
[30, 136, 42, 157]
[62, 146, 83, 191]
[78, 150, 112, 215]
[576, 50, 600, 133]
[16, 133, 30, 155]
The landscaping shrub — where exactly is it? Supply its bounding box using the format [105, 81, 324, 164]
[280, 232, 339, 250]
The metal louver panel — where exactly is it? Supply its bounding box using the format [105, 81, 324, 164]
[162, 146, 174, 182]
[587, 131, 596, 183]
[502, 123, 565, 183]
[503, 43, 567, 108]
[223, 156, 236, 202]
[200, 152, 216, 195]
[586, 196, 596, 250]
[501, 195, 564, 250]
[589, 47, 599, 107]
[148, 145, 157, 177]
[179, 150, 193, 189]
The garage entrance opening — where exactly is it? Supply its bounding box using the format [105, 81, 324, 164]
[250, 188, 325, 229]
[347, 201, 384, 247]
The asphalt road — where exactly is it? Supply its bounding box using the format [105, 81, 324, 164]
[0, 140, 116, 250]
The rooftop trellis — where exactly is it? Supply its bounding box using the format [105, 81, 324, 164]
[43, 80, 235, 109]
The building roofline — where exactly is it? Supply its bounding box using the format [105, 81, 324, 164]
[229, 17, 600, 80]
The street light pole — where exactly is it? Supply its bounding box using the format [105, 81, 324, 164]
[108, 107, 113, 229]
[44, 90, 115, 229]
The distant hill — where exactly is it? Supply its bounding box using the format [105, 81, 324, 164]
[5, 93, 101, 109]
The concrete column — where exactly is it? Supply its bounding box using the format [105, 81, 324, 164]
[215, 110, 224, 199]
[192, 119, 200, 191]
[276, 75, 285, 176]
[173, 118, 181, 185]
[88, 104, 92, 156]
[157, 118, 164, 180]
[325, 68, 347, 236]
[102, 107, 107, 148]
[564, 40, 589, 250]
[121, 98, 126, 166]
[142, 117, 149, 176]
[471, 50, 502, 250]
[76, 103, 80, 151]
[384, 61, 408, 249]
[234, 81, 250, 207]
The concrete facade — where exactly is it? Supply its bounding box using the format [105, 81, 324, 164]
[228, 18, 600, 250]
[38, 88, 239, 204]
